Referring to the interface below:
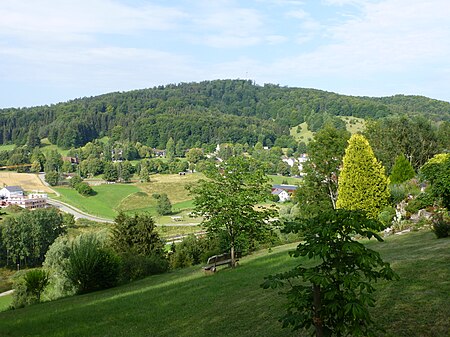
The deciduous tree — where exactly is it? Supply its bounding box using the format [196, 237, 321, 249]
[188, 155, 275, 267]
[263, 210, 398, 337]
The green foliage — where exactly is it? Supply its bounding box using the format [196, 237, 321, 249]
[23, 269, 49, 303]
[295, 126, 350, 217]
[188, 155, 276, 267]
[154, 193, 172, 216]
[66, 234, 120, 294]
[43, 236, 76, 300]
[337, 134, 390, 219]
[378, 206, 396, 227]
[111, 212, 165, 257]
[119, 253, 169, 283]
[45, 171, 60, 186]
[165, 137, 175, 160]
[185, 148, 204, 164]
[170, 235, 220, 269]
[431, 210, 450, 238]
[103, 162, 118, 182]
[364, 115, 438, 172]
[389, 154, 415, 184]
[1, 208, 66, 267]
[420, 153, 450, 208]
[75, 182, 94, 196]
[404, 192, 434, 214]
[69, 175, 83, 188]
[263, 210, 398, 337]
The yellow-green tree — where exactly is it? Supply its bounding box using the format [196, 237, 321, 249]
[336, 134, 390, 218]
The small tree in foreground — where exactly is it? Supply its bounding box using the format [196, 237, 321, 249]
[262, 209, 398, 337]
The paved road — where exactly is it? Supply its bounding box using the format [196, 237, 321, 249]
[46, 199, 114, 223]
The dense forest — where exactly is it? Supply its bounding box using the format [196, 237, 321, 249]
[1, 79, 450, 149]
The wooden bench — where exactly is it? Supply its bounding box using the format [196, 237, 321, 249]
[203, 252, 240, 273]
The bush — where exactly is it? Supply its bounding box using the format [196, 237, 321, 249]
[69, 175, 83, 188]
[11, 269, 49, 309]
[432, 210, 450, 238]
[23, 269, 48, 303]
[43, 236, 76, 300]
[170, 235, 221, 269]
[45, 171, 60, 186]
[119, 254, 169, 283]
[75, 182, 94, 196]
[378, 206, 396, 227]
[405, 192, 435, 213]
[66, 234, 120, 294]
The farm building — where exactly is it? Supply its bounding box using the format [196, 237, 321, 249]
[0, 186, 48, 209]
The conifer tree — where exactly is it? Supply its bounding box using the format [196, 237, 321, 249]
[336, 134, 390, 218]
[389, 154, 415, 184]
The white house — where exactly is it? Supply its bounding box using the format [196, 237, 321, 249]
[271, 188, 291, 202]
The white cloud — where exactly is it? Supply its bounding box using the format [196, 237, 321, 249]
[0, 0, 186, 43]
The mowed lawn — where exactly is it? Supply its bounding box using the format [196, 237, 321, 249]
[0, 231, 448, 337]
[54, 184, 140, 219]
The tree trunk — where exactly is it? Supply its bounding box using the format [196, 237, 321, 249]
[230, 244, 236, 268]
[313, 284, 324, 337]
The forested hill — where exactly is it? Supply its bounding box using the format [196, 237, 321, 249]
[1, 79, 449, 149]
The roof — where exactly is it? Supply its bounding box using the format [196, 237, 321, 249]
[271, 188, 286, 195]
[272, 184, 298, 191]
[4, 186, 24, 193]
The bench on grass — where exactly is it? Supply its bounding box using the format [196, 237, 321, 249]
[203, 252, 240, 273]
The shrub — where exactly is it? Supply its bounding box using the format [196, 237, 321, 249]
[432, 210, 450, 238]
[43, 236, 76, 300]
[405, 192, 434, 213]
[170, 235, 221, 269]
[119, 254, 169, 283]
[69, 175, 83, 188]
[75, 182, 94, 196]
[66, 234, 120, 294]
[23, 269, 48, 303]
[378, 206, 396, 227]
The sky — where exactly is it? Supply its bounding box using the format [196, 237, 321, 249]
[0, 0, 449, 108]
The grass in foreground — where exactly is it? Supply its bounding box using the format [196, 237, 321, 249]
[0, 231, 448, 337]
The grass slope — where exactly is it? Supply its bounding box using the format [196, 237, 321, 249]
[0, 231, 448, 337]
[54, 184, 140, 219]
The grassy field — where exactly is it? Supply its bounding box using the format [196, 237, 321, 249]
[0, 172, 54, 193]
[54, 184, 140, 219]
[40, 138, 70, 157]
[0, 230, 448, 337]
[340, 116, 366, 134]
[54, 174, 204, 220]
[290, 122, 315, 143]
[268, 174, 301, 185]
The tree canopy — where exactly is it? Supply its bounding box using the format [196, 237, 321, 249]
[188, 155, 276, 267]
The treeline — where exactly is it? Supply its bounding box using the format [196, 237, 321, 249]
[1, 80, 449, 149]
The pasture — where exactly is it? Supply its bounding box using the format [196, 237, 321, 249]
[0, 230, 448, 337]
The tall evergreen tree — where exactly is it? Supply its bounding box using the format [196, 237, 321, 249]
[389, 154, 416, 184]
[336, 134, 390, 218]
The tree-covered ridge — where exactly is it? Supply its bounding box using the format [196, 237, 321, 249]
[1, 79, 449, 148]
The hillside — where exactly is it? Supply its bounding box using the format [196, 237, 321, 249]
[0, 230, 448, 337]
[0, 80, 449, 150]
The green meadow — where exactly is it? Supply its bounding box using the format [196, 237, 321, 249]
[0, 231, 448, 337]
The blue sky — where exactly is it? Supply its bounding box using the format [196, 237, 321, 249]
[1, 0, 449, 108]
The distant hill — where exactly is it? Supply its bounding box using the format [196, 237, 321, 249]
[1, 79, 449, 149]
